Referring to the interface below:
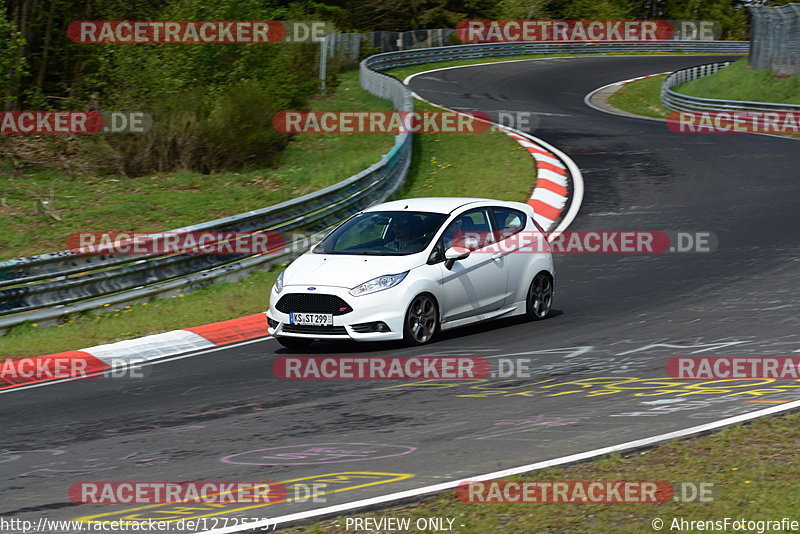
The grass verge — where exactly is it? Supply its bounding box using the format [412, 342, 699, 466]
[608, 74, 671, 119]
[393, 102, 534, 200]
[1, 269, 279, 358]
[286, 410, 800, 534]
[0, 70, 393, 260]
[675, 58, 800, 104]
[607, 60, 800, 139]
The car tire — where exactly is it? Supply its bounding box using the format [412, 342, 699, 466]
[403, 293, 439, 346]
[525, 271, 553, 321]
[275, 336, 314, 349]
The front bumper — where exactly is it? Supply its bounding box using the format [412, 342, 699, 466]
[267, 285, 406, 342]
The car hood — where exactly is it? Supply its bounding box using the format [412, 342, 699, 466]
[284, 252, 424, 289]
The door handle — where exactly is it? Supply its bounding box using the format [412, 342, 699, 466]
[492, 253, 503, 262]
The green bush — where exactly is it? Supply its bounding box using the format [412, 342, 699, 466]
[96, 80, 290, 175]
[201, 80, 290, 172]
[3, 0, 328, 176]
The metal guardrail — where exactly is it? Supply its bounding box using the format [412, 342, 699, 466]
[661, 61, 800, 112]
[0, 99, 412, 332]
[0, 39, 747, 333]
[363, 40, 748, 72]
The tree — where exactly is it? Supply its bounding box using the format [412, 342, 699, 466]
[1, 3, 28, 110]
[663, 0, 749, 39]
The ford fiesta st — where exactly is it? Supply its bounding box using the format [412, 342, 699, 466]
[266, 197, 555, 347]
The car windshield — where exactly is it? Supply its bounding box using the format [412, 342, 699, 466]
[314, 210, 448, 256]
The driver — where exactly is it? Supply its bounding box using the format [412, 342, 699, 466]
[386, 217, 419, 252]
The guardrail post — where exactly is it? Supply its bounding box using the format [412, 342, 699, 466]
[319, 34, 328, 92]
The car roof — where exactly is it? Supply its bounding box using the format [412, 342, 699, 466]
[365, 197, 529, 215]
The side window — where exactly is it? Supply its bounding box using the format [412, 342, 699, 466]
[491, 207, 526, 242]
[427, 239, 445, 264]
[441, 208, 494, 251]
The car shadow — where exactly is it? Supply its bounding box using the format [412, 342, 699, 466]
[273, 308, 564, 355]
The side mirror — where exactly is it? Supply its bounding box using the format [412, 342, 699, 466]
[444, 246, 470, 269]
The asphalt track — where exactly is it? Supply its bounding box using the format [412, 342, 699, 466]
[2, 55, 800, 533]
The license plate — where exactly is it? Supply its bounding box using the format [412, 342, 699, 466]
[289, 312, 333, 326]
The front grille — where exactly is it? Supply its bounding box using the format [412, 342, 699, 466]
[282, 324, 349, 336]
[276, 293, 353, 315]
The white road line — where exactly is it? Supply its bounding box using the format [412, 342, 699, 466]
[530, 153, 565, 167]
[531, 187, 568, 208]
[203, 55, 800, 533]
[583, 79, 666, 123]
[506, 126, 584, 235]
[400, 55, 631, 86]
[88, 330, 215, 364]
[535, 169, 568, 185]
[0, 336, 273, 395]
[403, 61, 584, 235]
[583, 68, 800, 144]
[205, 398, 800, 533]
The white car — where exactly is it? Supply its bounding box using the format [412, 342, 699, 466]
[266, 197, 555, 347]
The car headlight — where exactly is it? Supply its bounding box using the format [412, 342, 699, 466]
[349, 272, 408, 297]
[274, 271, 285, 293]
